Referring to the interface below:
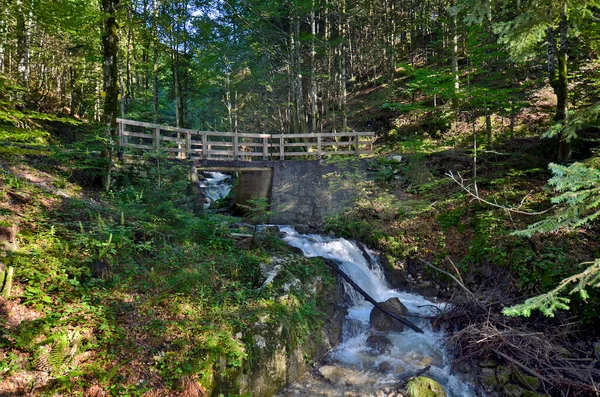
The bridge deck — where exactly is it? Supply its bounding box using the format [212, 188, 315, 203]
[117, 118, 375, 161]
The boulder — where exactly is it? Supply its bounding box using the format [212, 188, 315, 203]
[514, 373, 540, 391]
[406, 376, 446, 397]
[369, 297, 408, 332]
[366, 334, 392, 354]
[503, 383, 526, 397]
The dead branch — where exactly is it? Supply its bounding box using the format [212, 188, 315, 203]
[446, 171, 554, 215]
[323, 259, 424, 333]
[419, 258, 485, 311]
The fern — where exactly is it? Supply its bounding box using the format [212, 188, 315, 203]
[34, 330, 80, 375]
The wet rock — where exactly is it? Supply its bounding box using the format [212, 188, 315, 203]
[406, 376, 446, 397]
[318, 365, 346, 383]
[295, 225, 311, 234]
[390, 155, 403, 163]
[522, 391, 548, 397]
[480, 368, 498, 393]
[496, 365, 511, 386]
[263, 225, 280, 234]
[377, 361, 393, 373]
[478, 357, 497, 368]
[514, 373, 540, 390]
[452, 360, 471, 374]
[370, 297, 408, 332]
[366, 334, 392, 354]
[503, 383, 525, 397]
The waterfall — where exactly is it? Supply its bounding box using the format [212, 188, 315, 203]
[278, 226, 476, 397]
[200, 171, 232, 208]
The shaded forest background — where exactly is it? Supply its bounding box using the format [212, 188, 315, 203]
[1, 0, 597, 141]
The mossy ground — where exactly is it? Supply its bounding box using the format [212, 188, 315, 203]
[0, 113, 335, 396]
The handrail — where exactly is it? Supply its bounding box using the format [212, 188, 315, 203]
[116, 118, 375, 161]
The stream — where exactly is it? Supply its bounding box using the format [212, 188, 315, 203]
[200, 171, 232, 208]
[197, 178, 475, 396]
[276, 227, 476, 397]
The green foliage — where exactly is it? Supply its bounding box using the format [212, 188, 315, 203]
[503, 259, 600, 317]
[505, 161, 600, 317]
[542, 102, 600, 143]
[516, 162, 600, 236]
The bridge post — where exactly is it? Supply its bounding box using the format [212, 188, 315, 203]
[279, 135, 284, 160]
[233, 135, 239, 161]
[202, 133, 207, 160]
[153, 127, 161, 150]
[317, 135, 322, 159]
[118, 119, 126, 147]
[262, 137, 268, 160]
[354, 133, 359, 156]
[186, 131, 191, 159]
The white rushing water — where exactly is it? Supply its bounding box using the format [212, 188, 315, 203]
[278, 227, 476, 397]
[200, 171, 232, 208]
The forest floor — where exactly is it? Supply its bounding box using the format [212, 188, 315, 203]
[323, 83, 600, 396]
[2, 80, 600, 395]
[0, 113, 338, 396]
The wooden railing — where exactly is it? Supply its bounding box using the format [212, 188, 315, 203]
[117, 118, 375, 161]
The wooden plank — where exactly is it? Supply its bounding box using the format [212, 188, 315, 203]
[317, 135, 322, 159]
[125, 143, 153, 150]
[233, 135, 239, 160]
[186, 132, 191, 159]
[160, 136, 185, 143]
[206, 150, 237, 156]
[122, 131, 154, 139]
[279, 135, 284, 160]
[154, 127, 161, 150]
[164, 147, 185, 153]
[117, 118, 197, 134]
[281, 152, 316, 157]
[206, 141, 234, 147]
[283, 142, 317, 147]
[319, 141, 354, 147]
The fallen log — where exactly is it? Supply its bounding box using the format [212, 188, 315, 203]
[323, 259, 424, 333]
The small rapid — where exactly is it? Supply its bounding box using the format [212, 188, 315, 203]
[200, 171, 232, 208]
[277, 227, 476, 397]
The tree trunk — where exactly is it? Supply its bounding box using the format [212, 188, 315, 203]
[101, 0, 120, 192]
[547, 4, 571, 163]
[310, 3, 317, 133]
[152, 0, 160, 123]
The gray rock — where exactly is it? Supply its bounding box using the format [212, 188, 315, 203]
[366, 334, 392, 354]
[369, 297, 409, 332]
[594, 341, 600, 361]
[295, 225, 311, 234]
[377, 361, 393, 373]
[496, 366, 511, 386]
[503, 383, 525, 397]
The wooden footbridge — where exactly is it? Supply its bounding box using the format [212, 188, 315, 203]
[117, 118, 375, 161]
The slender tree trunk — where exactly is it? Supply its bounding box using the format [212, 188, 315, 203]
[101, 0, 120, 191]
[340, 0, 348, 131]
[547, 4, 570, 163]
[310, 3, 317, 133]
[294, 14, 304, 132]
[450, 0, 459, 101]
[152, 0, 159, 123]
